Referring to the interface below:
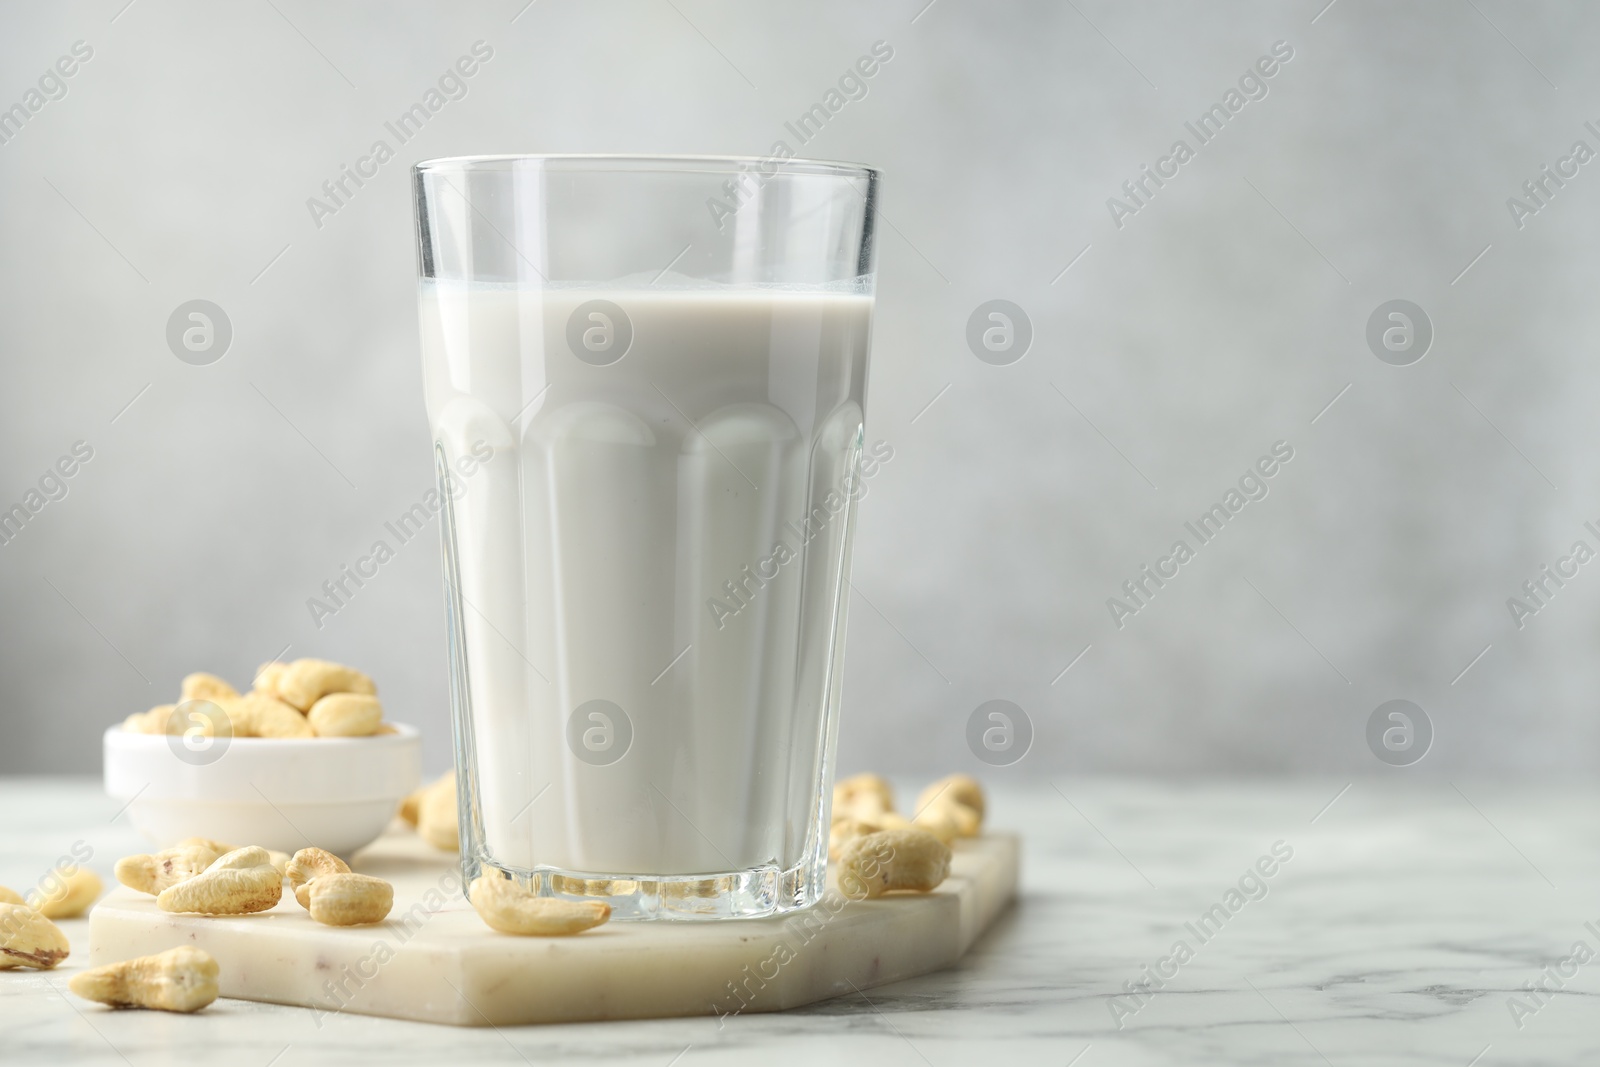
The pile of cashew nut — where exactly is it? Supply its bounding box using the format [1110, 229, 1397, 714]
[0, 770, 987, 1014]
[829, 773, 985, 899]
[0, 837, 402, 1013]
[120, 660, 394, 738]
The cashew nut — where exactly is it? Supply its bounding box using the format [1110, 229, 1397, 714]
[941, 800, 982, 836]
[829, 809, 919, 857]
[69, 947, 219, 1013]
[285, 847, 350, 908]
[658, 879, 720, 901]
[177, 837, 237, 854]
[829, 817, 879, 862]
[28, 866, 102, 919]
[303, 873, 393, 926]
[916, 773, 986, 821]
[469, 875, 610, 936]
[125, 662, 392, 740]
[909, 804, 963, 845]
[833, 807, 909, 828]
[0, 903, 69, 969]
[180, 672, 238, 704]
[834, 773, 895, 820]
[225, 691, 313, 739]
[415, 771, 459, 851]
[115, 845, 225, 896]
[398, 776, 432, 827]
[0, 886, 21, 906]
[253, 660, 289, 698]
[837, 828, 951, 899]
[122, 705, 175, 734]
[551, 875, 619, 896]
[276, 658, 376, 712]
[307, 693, 383, 737]
[157, 847, 283, 915]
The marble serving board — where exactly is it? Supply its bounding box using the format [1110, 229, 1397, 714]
[86, 827, 1019, 1027]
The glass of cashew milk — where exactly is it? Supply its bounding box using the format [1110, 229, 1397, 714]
[411, 155, 879, 919]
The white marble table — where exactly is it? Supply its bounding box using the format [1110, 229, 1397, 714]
[2, 776, 1596, 1065]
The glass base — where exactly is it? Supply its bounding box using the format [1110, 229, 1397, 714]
[464, 854, 826, 921]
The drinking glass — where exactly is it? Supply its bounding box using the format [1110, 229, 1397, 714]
[411, 155, 879, 919]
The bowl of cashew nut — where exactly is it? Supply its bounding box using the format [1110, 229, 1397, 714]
[103, 659, 422, 855]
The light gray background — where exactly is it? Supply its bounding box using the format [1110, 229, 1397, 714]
[3, 0, 1596, 778]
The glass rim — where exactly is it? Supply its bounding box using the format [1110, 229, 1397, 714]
[411, 153, 878, 180]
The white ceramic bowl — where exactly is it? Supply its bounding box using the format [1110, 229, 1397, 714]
[103, 723, 422, 855]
